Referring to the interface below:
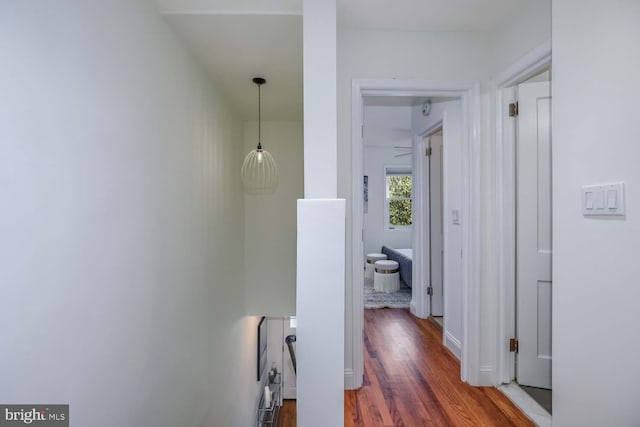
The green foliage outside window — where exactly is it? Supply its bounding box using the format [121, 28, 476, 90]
[387, 175, 412, 227]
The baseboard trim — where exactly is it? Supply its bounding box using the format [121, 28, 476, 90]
[444, 331, 462, 360]
[344, 368, 360, 390]
[478, 365, 495, 386]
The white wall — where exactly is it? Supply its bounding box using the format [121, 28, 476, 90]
[553, 1, 640, 425]
[0, 1, 259, 426]
[338, 28, 492, 386]
[441, 102, 464, 360]
[363, 105, 412, 254]
[489, 0, 552, 75]
[412, 101, 449, 135]
[244, 121, 303, 316]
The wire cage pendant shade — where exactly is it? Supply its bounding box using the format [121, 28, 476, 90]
[241, 148, 277, 194]
[242, 77, 278, 194]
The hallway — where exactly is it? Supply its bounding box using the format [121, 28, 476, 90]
[344, 309, 534, 426]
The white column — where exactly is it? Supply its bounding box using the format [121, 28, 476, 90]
[298, 2, 344, 426]
[303, 0, 337, 198]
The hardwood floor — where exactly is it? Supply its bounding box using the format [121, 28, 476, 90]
[278, 308, 534, 426]
[277, 400, 296, 427]
[344, 309, 535, 427]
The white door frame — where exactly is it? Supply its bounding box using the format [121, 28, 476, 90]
[493, 41, 552, 384]
[350, 79, 482, 386]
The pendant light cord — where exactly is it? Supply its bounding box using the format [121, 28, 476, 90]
[257, 83, 262, 150]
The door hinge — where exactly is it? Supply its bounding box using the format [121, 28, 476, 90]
[509, 102, 519, 117]
[509, 338, 519, 353]
[427, 286, 433, 296]
[425, 147, 432, 157]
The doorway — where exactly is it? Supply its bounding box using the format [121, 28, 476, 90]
[348, 79, 482, 389]
[359, 99, 461, 362]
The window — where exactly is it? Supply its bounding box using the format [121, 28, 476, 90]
[385, 168, 412, 229]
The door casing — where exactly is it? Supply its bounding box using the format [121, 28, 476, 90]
[493, 40, 552, 384]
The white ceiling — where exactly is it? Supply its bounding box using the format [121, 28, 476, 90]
[338, 0, 528, 31]
[161, 14, 302, 120]
[155, 0, 302, 15]
[156, 0, 530, 120]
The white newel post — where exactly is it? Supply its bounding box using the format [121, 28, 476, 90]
[297, 1, 345, 427]
[297, 200, 345, 427]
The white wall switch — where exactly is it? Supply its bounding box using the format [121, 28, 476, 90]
[451, 209, 460, 225]
[582, 183, 625, 217]
[585, 191, 594, 210]
[607, 189, 617, 209]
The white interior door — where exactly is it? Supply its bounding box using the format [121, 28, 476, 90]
[429, 134, 444, 316]
[516, 81, 552, 389]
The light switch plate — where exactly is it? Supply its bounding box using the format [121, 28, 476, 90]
[582, 183, 625, 217]
[451, 209, 460, 225]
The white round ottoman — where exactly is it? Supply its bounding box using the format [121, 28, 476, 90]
[373, 260, 400, 293]
[365, 253, 387, 280]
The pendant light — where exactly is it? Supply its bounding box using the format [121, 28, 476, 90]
[241, 77, 278, 194]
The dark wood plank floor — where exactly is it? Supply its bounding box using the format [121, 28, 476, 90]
[345, 309, 535, 427]
[278, 308, 534, 426]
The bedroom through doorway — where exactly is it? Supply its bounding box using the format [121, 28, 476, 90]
[359, 93, 463, 363]
[362, 97, 414, 310]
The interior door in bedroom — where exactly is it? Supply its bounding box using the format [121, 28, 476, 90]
[429, 133, 444, 317]
[516, 80, 552, 389]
